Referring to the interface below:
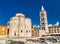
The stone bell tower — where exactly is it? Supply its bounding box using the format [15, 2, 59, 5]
[40, 6, 49, 33]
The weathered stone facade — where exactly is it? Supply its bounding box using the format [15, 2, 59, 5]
[8, 13, 32, 38]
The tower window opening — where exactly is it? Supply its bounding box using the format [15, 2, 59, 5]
[57, 29, 59, 33]
[26, 30, 28, 33]
[29, 30, 30, 33]
[21, 30, 23, 33]
[41, 13, 44, 17]
[14, 32, 16, 36]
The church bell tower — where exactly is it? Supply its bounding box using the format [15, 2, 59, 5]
[40, 6, 49, 33]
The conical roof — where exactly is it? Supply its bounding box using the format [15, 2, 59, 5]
[41, 5, 44, 10]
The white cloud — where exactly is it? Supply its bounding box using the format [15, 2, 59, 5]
[33, 25, 36, 27]
[48, 24, 53, 26]
[54, 21, 59, 26]
[48, 21, 59, 26]
[37, 25, 40, 27]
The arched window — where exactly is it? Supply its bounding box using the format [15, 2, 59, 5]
[2, 32, 4, 35]
[57, 29, 59, 33]
[41, 13, 44, 17]
[26, 30, 28, 33]
[54, 29, 56, 33]
[14, 32, 16, 36]
[49, 30, 51, 33]
[7, 29, 9, 34]
[21, 30, 23, 33]
[29, 30, 30, 33]
[2, 28, 4, 31]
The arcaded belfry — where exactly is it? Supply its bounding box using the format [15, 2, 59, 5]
[40, 6, 49, 33]
[8, 13, 32, 38]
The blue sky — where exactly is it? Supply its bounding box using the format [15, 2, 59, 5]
[0, 0, 60, 26]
